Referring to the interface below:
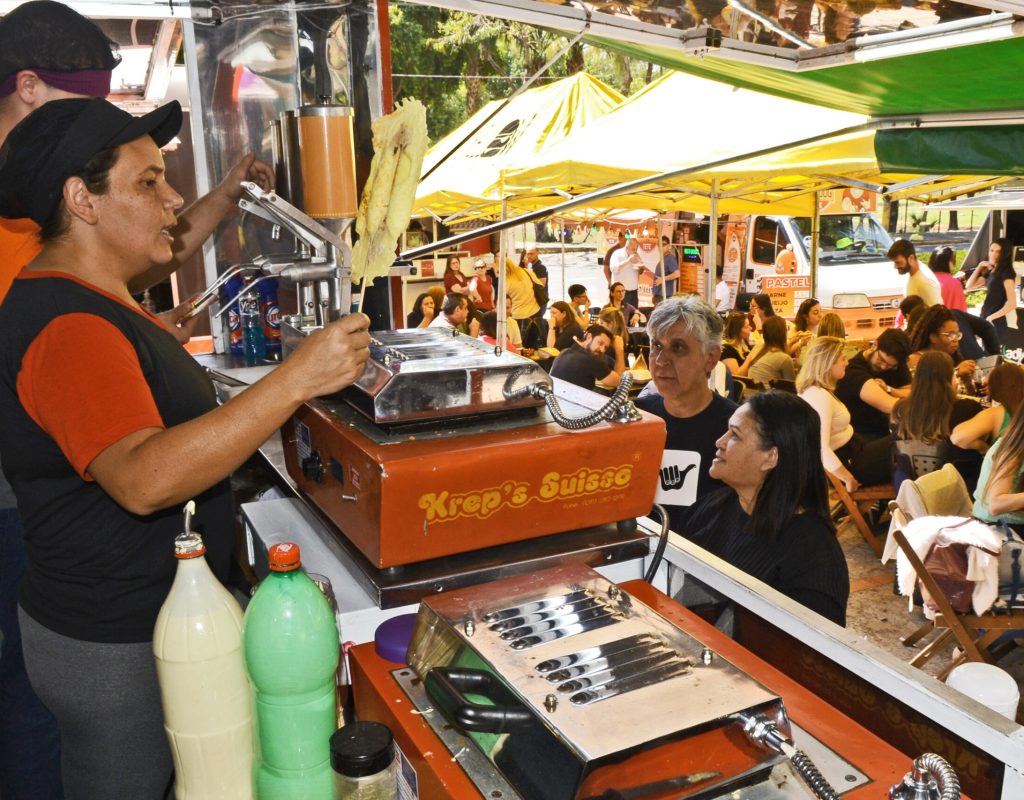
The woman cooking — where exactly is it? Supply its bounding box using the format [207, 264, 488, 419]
[0, 98, 371, 797]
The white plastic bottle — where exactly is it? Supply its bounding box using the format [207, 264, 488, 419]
[153, 503, 255, 799]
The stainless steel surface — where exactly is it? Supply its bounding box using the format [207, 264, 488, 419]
[198, 349, 651, 607]
[399, 654, 867, 800]
[392, 668, 524, 800]
[343, 328, 549, 425]
[409, 563, 786, 763]
[239, 180, 351, 322]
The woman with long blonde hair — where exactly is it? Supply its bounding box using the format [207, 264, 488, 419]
[797, 336, 892, 492]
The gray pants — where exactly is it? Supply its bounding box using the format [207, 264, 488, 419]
[18, 609, 173, 800]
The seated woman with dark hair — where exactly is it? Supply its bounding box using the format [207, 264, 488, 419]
[907, 303, 976, 383]
[683, 391, 850, 626]
[406, 292, 435, 328]
[739, 316, 794, 385]
[720, 311, 752, 374]
[546, 301, 584, 351]
[890, 350, 982, 490]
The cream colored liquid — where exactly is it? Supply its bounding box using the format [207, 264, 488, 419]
[154, 558, 255, 799]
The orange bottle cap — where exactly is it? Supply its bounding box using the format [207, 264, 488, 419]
[269, 542, 302, 572]
[174, 532, 206, 559]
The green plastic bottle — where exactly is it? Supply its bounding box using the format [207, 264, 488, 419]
[243, 542, 340, 799]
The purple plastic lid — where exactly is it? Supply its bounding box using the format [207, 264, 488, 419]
[374, 614, 418, 664]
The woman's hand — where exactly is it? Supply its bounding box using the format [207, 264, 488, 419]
[282, 314, 372, 400]
[156, 298, 204, 344]
[842, 472, 860, 494]
[957, 359, 977, 380]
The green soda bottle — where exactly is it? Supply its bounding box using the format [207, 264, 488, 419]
[243, 542, 340, 799]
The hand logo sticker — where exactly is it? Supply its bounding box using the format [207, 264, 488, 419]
[653, 450, 701, 507]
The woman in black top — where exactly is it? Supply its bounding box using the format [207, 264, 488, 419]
[720, 310, 751, 374]
[683, 391, 849, 626]
[0, 99, 371, 796]
[965, 237, 1017, 342]
[546, 301, 584, 351]
[405, 292, 435, 328]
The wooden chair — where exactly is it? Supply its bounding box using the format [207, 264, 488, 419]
[732, 375, 764, 400]
[827, 470, 895, 558]
[769, 378, 797, 394]
[892, 528, 1020, 680]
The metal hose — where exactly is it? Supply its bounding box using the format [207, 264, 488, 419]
[789, 750, 841, 800]
[889, 753, 960, 800]
[502, 369, 638, 430]
[737, 713, 841, 800]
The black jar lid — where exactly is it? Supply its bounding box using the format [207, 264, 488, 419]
[330, 722, 395, 777]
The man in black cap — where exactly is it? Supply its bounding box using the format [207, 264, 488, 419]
[0, 4, 270, 797]
[0, 0, 274, 303]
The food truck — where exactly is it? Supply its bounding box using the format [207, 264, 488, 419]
[5, 2, 1023, 798]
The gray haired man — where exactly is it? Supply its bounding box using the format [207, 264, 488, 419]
[635, 296, 736, 533]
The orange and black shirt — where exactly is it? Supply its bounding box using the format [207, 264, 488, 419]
[0, 271, 233, 643]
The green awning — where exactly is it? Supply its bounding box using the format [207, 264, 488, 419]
[588, 35, 1024, 118]
[875, 126, 1024, 175]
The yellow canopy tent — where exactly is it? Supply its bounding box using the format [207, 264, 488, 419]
[486, 71, 1007, 221]
[412, 72, 623, 221]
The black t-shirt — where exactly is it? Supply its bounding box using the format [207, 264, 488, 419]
[553, 322, 584, 351]
[634, 392, 736, 533]
[529, 260, 548, 281]
[721, 344, 745, 363]
[686, 490, 849, 626]
[550, 342, 611, 389]
[835, 351, 910, 440]
[981, 263, 1016, 320]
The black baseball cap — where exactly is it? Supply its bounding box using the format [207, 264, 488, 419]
[0, 97, 182, 225]
[0, 1, 119, 87]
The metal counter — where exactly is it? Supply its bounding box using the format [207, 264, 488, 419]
[197, 353, 651, 617]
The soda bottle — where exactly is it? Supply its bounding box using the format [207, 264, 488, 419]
[244, 543, 340, 799]
[153, 502, 255, 799]
[222, 274, 245, 355]
[259, 277, 282, 354]
[241, 288, 267, 365]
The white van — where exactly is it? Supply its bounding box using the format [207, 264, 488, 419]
[719, 211, 905, 335]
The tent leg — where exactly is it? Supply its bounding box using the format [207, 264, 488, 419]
[706, 180, 719, 307]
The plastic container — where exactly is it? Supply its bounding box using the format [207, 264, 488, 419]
[241, 291, 266, 365]
[153, 504, 255, 799]
[259, 277, 282, 353]
[330, 722, 397, 799]
[945, 662, 1020, 718]
[244, 542, 340, 799]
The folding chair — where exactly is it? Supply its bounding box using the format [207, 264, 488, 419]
[769, 378, 798, 394]
[892, 526, 1021, 681]
[732, 375, 764, 400]
[885, 463, 974, 552]
[827, 470, 895, 558]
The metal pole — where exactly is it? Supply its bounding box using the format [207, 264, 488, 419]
[560, 224, 566, 307]
[707, 180, 719, 307]
[657, 212, 666, 304]
[810, 191, 820, 300]
[497, 189, 508, 352]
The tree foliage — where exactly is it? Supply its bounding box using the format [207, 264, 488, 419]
[388, 3, 661, 143]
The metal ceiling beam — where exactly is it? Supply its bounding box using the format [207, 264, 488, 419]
[812, 175, 886, 194]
